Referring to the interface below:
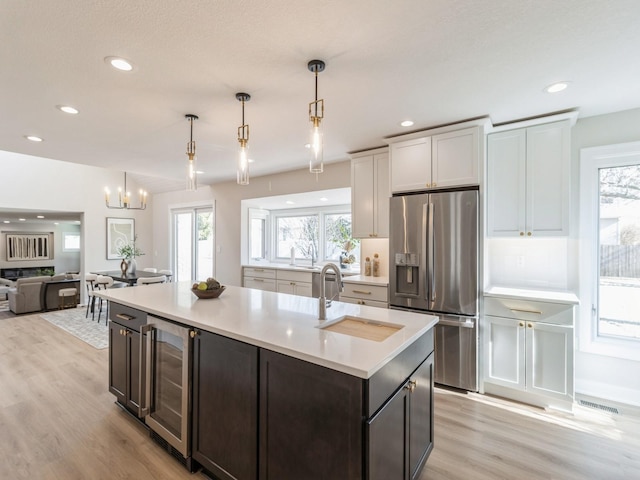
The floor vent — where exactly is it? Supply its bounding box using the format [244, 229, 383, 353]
[578, 399, 619, 414]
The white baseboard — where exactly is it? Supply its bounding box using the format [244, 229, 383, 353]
[576, 380, 640, 408]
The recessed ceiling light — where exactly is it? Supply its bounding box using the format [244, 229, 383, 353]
[37, 215, 45, 219]
[105, 56, 134, 71]
[56, 105, 79, 114]
[248, 159, 255, 163]
[285, 200, 295, 205]
[400, 120, 414, 127]
[54, 222, 59, 225]
[3, 220, 10, 224]
[195, 170, 204, 174]
[544, 81, 570, 93]
[319, 197, 328, 202]
[25, 135, 43, 142]
[19, 218, 26, 221]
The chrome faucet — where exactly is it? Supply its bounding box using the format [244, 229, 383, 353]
[319, 263, 344, 320]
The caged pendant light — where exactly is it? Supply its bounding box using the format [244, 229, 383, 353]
[185, 114, 199, 191]
[307, 59, 325, 174]
[236, 93, 251, 185]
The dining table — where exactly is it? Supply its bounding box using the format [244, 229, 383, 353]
[93, 270, 168, 286]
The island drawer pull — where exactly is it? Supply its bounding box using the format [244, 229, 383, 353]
[116, 313, 135, 321]
[352, 290, 372, 295]
[253, 278, 265, 282]
[509, 308, 542, 315]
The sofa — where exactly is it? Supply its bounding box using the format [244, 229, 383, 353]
[7, 274, 80, 314]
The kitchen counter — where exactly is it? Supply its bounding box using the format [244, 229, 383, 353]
[343, 274, 389, 286]
[242, 262, 360, 276]
[96, 282, 437, 378]
[484, 286, 579, 305]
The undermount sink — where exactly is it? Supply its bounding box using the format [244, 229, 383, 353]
[318, 316, 403, 342]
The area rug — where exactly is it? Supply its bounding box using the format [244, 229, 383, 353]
[40, 307, 109, 349]
[0, 299, 8, 312]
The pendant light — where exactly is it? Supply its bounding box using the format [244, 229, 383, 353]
[104, 172, 147, 210]
[185, 114, 199, 191]
[236, 93, 251, 185]
[308, 59, 325, 174]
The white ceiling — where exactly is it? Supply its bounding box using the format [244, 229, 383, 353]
[2, 1, 640, 192]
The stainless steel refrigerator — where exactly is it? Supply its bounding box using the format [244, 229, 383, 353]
[389, 188, 478, 391]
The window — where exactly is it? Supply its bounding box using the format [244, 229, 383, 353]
[62, 232, 80, 251]
[276, 214, 318, 260]
[249, 204, 357, 265]
[580, 142, 640, 360]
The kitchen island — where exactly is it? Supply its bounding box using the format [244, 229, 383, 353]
[97, 282, 438, 480]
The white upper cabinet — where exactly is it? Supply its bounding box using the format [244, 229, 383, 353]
[390, 137, 431, 193]
[487, 120, 571, 237]
[389, 126, 481, 193]
[351, 149, 389, 238]
[431, 127, 480, 188]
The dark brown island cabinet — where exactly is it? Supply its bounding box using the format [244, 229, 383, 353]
[108, 303, 435, 480]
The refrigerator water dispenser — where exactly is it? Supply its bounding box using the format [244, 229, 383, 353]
[394, 253, 419, 297]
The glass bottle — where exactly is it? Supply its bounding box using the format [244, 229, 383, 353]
[364, 257, 371, 276]
[373, 253, 380, 277]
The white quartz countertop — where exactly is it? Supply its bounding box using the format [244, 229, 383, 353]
[97, 282, 438, 379]
[343, 275, 389, 286]
[243, 263, 360, 276]
[484, 286, 579, 305]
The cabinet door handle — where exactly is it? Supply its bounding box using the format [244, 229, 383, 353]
[527, 323, 533, 328]
[353, 290, 372, 295]
[527, 232, 532, 236]
[254, 268, 265, 272]
[404, 380, 417, 392]
[520, 232, 524, 236]
[519, 322, 524, 327]
[510, 308, 542, 315]
[253, 278, 264, 282]
[139, 324, 152, 418]
[116, 313, 135, 321]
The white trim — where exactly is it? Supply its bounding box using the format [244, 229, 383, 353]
[579, 141, 640, 362]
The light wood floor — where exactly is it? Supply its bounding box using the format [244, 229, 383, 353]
[1, 314, 639, 479]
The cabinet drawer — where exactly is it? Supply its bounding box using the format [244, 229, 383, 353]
[243, 267, 276, 279]
[342, 283, 388, 303]
[276, 270, 313, 283]
[484, 297, 573, 325]
[339, 296, 388, 309]
[109, 302, 147, 332]
[243, 277, 276, 292]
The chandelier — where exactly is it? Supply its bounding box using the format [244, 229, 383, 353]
[104, 172, 147, 210]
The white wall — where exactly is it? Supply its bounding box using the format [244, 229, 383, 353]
[0, 151, 154, 276]
[0, 222, 81, 274]
[571, 108, 640, 406]
[152, 161, 351, 286]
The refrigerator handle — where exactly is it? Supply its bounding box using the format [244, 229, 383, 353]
[422, 203, 428, 302]
[428, 202, 435, 303]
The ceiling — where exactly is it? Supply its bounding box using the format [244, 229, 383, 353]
[2, 1, 640, 192]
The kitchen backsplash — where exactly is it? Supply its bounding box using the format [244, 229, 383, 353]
[487, 237, 570, 290]
[360, 238, 389, 277]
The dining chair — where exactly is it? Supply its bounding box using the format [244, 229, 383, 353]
[95, 275, 114, 324]
[158, 269, 173, 282]
[85, 273, 98, 320]
[143, 268, 158, 273]
[136, 275, 167, 286]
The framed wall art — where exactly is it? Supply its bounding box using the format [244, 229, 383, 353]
[5, 232, 53, 261]
[106, 217, 135, 260]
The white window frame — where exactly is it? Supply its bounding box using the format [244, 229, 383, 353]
[248, 208, 269, 261]
[269, 204, 353, 265]
[62, 232, 80, 252]
[579, 141, 640, 362]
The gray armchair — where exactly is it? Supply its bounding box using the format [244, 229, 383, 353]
[7, 276, 51, 314]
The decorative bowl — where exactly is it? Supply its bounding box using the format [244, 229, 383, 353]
[191, 286, 226, 299]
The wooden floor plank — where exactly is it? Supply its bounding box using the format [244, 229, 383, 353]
[1, 314, 638, 479]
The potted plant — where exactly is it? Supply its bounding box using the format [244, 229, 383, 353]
[339, 239, 358, 269]
[117, 235, 145, 275]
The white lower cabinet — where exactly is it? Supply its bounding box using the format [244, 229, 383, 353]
[243, 267, 277, 292]
[483, 296, 574, 409]
[340, 282, 389, 308]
